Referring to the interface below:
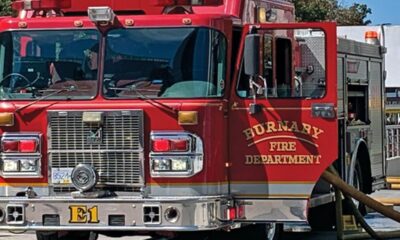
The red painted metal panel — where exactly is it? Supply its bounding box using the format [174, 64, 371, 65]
[229, 23, 338, 196]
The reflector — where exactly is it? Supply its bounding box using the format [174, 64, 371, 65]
[19, 140, 37, 153]
[2, 140, 19, 152]
[0, 112, 14, 127]
[227, 207, 236, 220]
[171, 139, 189, 151]
[152, 139, 170, 152]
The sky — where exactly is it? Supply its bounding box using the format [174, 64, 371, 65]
[343, 0, 400, 25]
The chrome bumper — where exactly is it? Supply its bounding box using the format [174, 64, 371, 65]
[0, 196, 229, 231]
[0, 196, 309, 231]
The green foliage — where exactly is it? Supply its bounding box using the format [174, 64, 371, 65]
[0, 0, 12, 16]
[292, 0, 371, 25]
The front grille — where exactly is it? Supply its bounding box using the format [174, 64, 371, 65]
[48, 110, 144, 193]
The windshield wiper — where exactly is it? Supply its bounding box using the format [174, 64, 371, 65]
[107, 83, 177, 115]
[16, 85, 78, 113]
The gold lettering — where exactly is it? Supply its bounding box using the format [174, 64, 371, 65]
[243, 128, 255, 141]
[289, 122, 299, 132]
[288, 155, 297, 164]
[245, 155, 254, 165]
[277, 121, 289, 131]
[253, 124, 266, 136]
[288, 142, 296, 151]
[315, 155, 322, 164]
[244, 155, 322, 165]
[270, 142, 296, 151]
[267, 155, 274, 164]
[266, 122, 277, 133]
[88, 206, 100, 223]
[261, 155, 268, 164]
[253, 155, 261, 164]
[269, 142, 278, 151]
[302, 123, 312, 135]
[69, 206, 88, 223]
[312, 127, 324, 139]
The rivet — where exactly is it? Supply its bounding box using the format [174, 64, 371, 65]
[132, 220, 136, 225]
[74, 20, 83, 27]
[132, 204, 136, 208]
[18, 22, 27, 28]
[125, 19, 134, 26]
[182, 18, 192, 25]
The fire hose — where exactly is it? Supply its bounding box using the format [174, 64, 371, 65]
[321, 166, 400, 239]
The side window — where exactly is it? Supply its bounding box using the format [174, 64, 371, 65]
[238, 28, 326, 99]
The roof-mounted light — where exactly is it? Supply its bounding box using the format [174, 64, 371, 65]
[12, 0, 71, 11]
[154, 0, 223, 6]
[88, 6, 116, 24]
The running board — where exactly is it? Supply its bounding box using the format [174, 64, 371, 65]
[309, 193, 335, 208]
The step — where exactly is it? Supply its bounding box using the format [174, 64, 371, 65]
[386, 177, 400, 184]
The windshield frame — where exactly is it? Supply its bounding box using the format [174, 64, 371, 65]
[102, 26, 228, 100]
[0, 28, 100, 101]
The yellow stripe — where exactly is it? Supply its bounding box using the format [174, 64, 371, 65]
[148, 181, 314, 186]
[0, 183, 48, 187]
[234, 194, 310, 198]
[148, 181, 229, 186]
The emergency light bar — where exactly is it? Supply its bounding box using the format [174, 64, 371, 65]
[154, 0, 223, 6]
[12, 0, 71, 11]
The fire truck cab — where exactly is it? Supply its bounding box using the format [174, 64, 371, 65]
[0, 0, 386, 239]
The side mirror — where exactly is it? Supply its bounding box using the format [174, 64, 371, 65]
[244, 34, 261, 76]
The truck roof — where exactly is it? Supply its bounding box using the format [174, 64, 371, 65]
[10, 0, 294, 25]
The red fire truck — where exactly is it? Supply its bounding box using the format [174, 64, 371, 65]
[0, 0, 386, 239]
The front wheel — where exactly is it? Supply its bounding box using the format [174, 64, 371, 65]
[228, 223, 282, 240]
[36, 231, 98, 240]
[350, 160, 367, 215]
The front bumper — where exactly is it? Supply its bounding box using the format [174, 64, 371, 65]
[0, 196, 229, 231]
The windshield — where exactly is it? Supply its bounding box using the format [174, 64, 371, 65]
[103, 27, 226, 99]
[0, 30, 99, 100]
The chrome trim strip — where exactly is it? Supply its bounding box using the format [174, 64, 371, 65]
[231, 183, 314, 196]
[236, 199, 308, 222]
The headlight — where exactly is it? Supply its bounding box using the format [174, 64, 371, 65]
[3, 160, 19, 172]
[150, 131, 204, 178]
[153, 159, 171, 171]
[171, 158, 189, 171]
[20, 159, 37, 172]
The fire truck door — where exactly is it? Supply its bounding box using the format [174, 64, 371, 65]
[229, 23, 338, 198]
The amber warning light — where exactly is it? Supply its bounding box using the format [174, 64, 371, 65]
[12, 0, 71, 11]
[154, 0, 223, 6]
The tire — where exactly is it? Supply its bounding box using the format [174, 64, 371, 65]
[226, 223, 282, 240]
[308, 202, 336, 230]
[36, 231, 98, 240]
[350, 160, 367, 216]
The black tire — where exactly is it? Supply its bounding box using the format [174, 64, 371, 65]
[351, 160, 367, 216]
[224, 223, 282, 240]
[36, 231, 98, 240]
[308, 202, 336, 230]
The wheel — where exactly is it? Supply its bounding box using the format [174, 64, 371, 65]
[225, 223, 282, 240]
[308, 202, 336, 230]
[36, 231, 98, 240]
[350, 160, 367, 215]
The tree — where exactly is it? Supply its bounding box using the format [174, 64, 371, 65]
[292, 0, 371, 25]
[0, 0, 12, 16]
